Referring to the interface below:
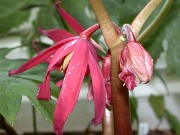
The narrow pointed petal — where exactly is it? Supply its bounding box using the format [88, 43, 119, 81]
[80, 24, 100, 39]
[102, 54, 111, 79]
[8, 37, 76, 76]
[37, 40, 77, 99]
[37, 73, 50, 100]
[55, 2, 84, 34]
[56, 79, 64, 88]
[32, 41, 40, 54]
[88, 51, 106, 125]
[87, 81, 94, 101]
[39, 28, 74, 42]
[105, 82, 111, 105]
[88, 41, 98, 62]
[53, 39, 89, 135]
[48, 40, 77, 71]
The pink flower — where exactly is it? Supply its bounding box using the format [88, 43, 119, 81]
[102, 52, 112, 105]
[9, 4, 106, 135]
[119, 24, 153, 90]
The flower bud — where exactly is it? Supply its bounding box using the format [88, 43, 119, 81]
[119, 42, 153, 90]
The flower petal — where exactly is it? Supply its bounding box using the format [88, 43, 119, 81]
[55, 2, 84, 34]
[37, 40, 77, 99]
[39, 28, 74, 42]
[119, 68, 137, 90]
[88, 50, 106, 125]
[56, 79, 64, 88]
[105, 82, 111, 105]
[127, 42, 153, 82]
[8, 37, 76, 76]
[88, 41, 98, 61]
[102, 54, 111, 79]
[53, 39, 89, 135]
[32, 41, 40, 54]
[87, 80, 94, 101]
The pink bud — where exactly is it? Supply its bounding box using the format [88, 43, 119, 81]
[119, 42, 153, 90]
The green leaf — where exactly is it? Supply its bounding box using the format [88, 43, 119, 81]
[130, 97, 139, 123]
[165, 110, 180, 135]
[104, 0, 149, 25]
[139, 0, 168, 63]
[166, 8, 180, 75]
[164, 1, 180, 75]
[139, 1, 180, 74]
[149, 95, 165, 120]
[0, 10, 30, 34]
[36, 6, 65, 30]
[0, 48, 60, 98]
[0, 0, 27, 18]
[153, 70, 169, 95]
[61, 0, 96, 28]
[0, 48, 46, 76]
[0, 48, 27, 73]
[0, 48, 59, 124]
[0, 74, 55, 124]
[14, 74, 59, 98]
[0, 81, 22, 124]
[23, 0, 50, 7]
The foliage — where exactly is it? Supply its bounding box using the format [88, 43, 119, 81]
[165, 110, 180, 135]
[130, 97, 139, 123]
[149, 95, 165, 120]
[149, 95, 180, 135]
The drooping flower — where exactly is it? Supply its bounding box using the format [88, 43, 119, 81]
[119, 24, 153, 90]
[9, 4, 106, 135]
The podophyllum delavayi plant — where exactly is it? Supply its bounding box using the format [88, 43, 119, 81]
[0, 0, 180, 135]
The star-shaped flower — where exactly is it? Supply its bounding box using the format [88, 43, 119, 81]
[9, 3, 106, 135]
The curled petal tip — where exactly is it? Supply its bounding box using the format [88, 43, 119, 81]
[36, 94, 51, 100]
[54, 129, 63, 135]
[38, 27, 46, 35]
[32, 41, 39, 54]
[91, 118, 102, 126]
[8, 70, 13, 77]
[8, 70, 16, 77]
[36, 84, 51, 100]
[55, 1, 61, 8]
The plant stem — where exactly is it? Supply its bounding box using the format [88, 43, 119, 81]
[32, 106, 38, 135]
[137, 0, 174, 42]
[89, 0, 132, 135]
[89, 0, 119, 49]
[131, 0, 163, 38]
[102, 106, 114, 135]
[110, 46, 132, 135]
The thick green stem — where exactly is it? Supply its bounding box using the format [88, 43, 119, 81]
[131, 0, 163, 38]
[89, 0, 132, 135]
[137, 0, 174, 42]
